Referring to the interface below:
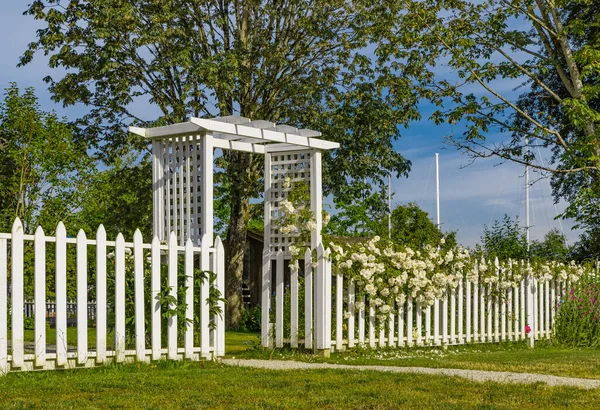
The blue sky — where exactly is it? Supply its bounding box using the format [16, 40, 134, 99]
[0, 3, 579, 247]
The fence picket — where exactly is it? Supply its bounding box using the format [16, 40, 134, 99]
[34, 226, 46, 367]
[11, 219, 24, 368]
[458, 278, 463, 344]
[487, 284, 493, 343]
[214, 237, 226, 357]
[290, 260, 299, 348]
[184, 237, 194, 359]
[275, 250, 284, 348]
[545, 281, 550, 339]
[368, 302, 375, 348]
[304, 249, 313, 350]
[480, 284, 485, 342]
[348, 280, 355, 348]
[0, 238, 7, 375]
[398, 301, 405, 347]
[442, 292, 448, 345]
[407, 296, 413, 346]
[261, 250, 271, 348]
[151, 235, 161, 361]
[336, 273, 343, 351]
[200, 233, 211, 359]
[358, 295, 365, 346]
[77, 229, 88, 365]
[450, 287, 456, 344]
[425, 305, 431, 345]
[434, 298, 440, 346]
[167, 231, 178, 360]
[134, 230, 147, 362]
[466, 279, 471, 343]
[96, 225, 107, 364]
[115, 233, 126, 363]
[55, 222, 67, 366]
[416, 303, 422, 346]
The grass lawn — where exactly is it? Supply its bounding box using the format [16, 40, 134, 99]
[225, 332, 600, 380]
[1, 360, 600, 409]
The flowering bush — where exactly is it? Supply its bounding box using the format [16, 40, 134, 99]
[323, 236, 589, 324]
[552, 277, 600, 347]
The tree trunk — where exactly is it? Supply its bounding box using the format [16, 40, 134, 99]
[224, 150, 260, 328]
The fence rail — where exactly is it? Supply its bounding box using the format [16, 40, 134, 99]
[0, 218, 225, 375]
[263, 245, 563, 351]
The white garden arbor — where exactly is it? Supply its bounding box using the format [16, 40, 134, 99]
[129, 116, 339, 349]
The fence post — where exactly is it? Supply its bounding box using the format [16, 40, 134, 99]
[290, 258, 299, 348]
[261, 249, 271, 348]
[11, 218, 24, 369]
[314, 244, 330, 356]
[304, 248, 313, 350]
[115, 233, 126, 363]
[151, 235, 162, 361]
[214, 237, 226, 357]
[184, 237, 194, 359]
[56, 222, 67, 366]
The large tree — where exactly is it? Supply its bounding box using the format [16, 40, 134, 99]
[22, 0, 417, 326]
[375, 0, 600, 227]
[0, 83, 90, 232]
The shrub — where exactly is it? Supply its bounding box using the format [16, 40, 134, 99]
[239, 305, 261, 332]
[552, 276, 600, 347]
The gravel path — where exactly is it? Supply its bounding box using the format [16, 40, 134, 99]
[222, 359, 600, 390]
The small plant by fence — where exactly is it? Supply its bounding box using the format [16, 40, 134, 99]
[0, 218, 225, 375]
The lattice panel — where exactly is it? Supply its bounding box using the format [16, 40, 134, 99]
[159, 135, 203, 245]
[268, 151, 312, 253]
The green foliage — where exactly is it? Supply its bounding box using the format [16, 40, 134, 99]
[0, 83, 91, 232]
[238, 305, 262, 333]
[73, 155, 153, 239]
[478, 215, 527, 260]
[553, 277, 600, 347]
[384, 203, 456, 250]
[530, 229, 571, 262]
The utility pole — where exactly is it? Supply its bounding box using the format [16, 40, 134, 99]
[435, 153, 440, 229]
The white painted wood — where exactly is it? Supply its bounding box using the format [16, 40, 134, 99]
[550, 280, 556, 332]
[164, 140, 172, 238]
[398, 302, 405, 347]
[416, 303, 422, 346]
[200, 233, 211, 359]
[466, 279, 471, 343]
[11, 219, 24, 368]
[55, 222, 67, 366]
[115, 233, 126, 362]
[184, 237, 194, 358]
[172, 138, 178, 243]
[348, 279, 355, 348]
[545, 281, 550, 339]
[290, 260, 299, 348]
[324, 255, 332, 350]
[519, 278, 527, 340]
[407, 296, 413, 346]
[212, 138, 266, 154]
[96, 225, 107, 364]
[442, 291, 448, 345]
[76, 229, 88, 365]
[472, 280, 478, 342]
[310, 151, 323, 249]
[450, 287, 456, 344]
[368, 302, 375, 348]
[304, 248, 313, 349]
[487, 284, 493, 343]
[178, 137, 185, 244]
[336, 273, 343, 350]
[0, 238, 7, 374]
[527, 275, 535, 348]
[513, 284, 519, 340]
[167, 231, 178, 360]
[379, 325, 385, 348]
[458, 279, 464, 344]
[433, 298, 440, 346]
[538, 281, 543, 339]
[185, 140, 192, 243]
[214, 236, 226, 356]
[275, 250, 284, 348]
[494, 259, 500, 342]
[388, 312, 395, 348]
[358, 295, 365, 346]
[480, 284, 485, 342]
[261, 249, 271, 348]
[425, 304, 431, 345]
[34, 226, 46, 368]
[201, 133, 214, 243]
[133, 230, 146, 362]
[151, 235, 162, 361]
[315, 245, 327, 350]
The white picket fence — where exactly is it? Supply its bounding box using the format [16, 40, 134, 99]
[0, 218, 225, 375]
[264, 245, 565, 351]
